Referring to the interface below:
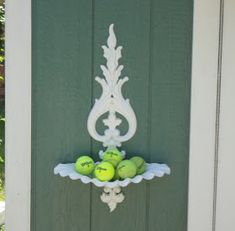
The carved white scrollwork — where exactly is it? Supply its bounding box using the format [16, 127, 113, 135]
[87, 24, 137, 148]
[100, 186, 125, 212]
[54, 24, 171, 213]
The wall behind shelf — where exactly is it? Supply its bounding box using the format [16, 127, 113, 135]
[31, 0, 193, 231]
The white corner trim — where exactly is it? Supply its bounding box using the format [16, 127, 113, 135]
[5, 0, 31, 230]
[188, 0, 221, 231]
[215, 0, 235, 230]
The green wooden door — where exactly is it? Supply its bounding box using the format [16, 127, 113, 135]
[32, 0, 193, 230]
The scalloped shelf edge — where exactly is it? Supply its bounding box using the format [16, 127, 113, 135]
[54, 162, 170, 188]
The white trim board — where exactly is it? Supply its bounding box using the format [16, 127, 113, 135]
[5, 0, 31, 231]
[215, 0, 235, 230]
[188, 0, 221, 231]
[188, 0, 235, 230]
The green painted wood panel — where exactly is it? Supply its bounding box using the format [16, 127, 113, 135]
[32, 1, 93, 230]
[148, 1, 193, 230]
[32, 0, 193, 231]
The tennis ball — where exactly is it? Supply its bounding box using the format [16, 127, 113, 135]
[104, 158, 119, 168]
[103, 148, 123, 167]
[117, 160, 137, 179]
[91, 163, 98, 178]
[130, 156, 146, 175]
[75, 156, 95, 175]
[112, 169, 120, 181]
[94, 161, 115, 181]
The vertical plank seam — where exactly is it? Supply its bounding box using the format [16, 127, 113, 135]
[31, 2, 37, 230]
[146, 1, 153, 230]
[186, 3, 194, 230]
[89, 0, 95, 230]
[212, 0, 224, 230]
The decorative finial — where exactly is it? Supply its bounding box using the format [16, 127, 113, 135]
[87, 24, 137, 148]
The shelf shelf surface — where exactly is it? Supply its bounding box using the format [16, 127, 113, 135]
[54, 162, 170, 188]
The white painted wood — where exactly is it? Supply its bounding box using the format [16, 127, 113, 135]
[54, 162, 170, 187]
[5, 0, 31, 230]
[100, 187, 125, 212]
[215, 0, 235, 230]
[188, 0, 221, 231]
[87, 24, 137, 148]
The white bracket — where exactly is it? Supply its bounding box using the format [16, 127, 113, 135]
[87, 24, 137, 211]
[54, 24, 171, 213]
[87, 24, 137, 148]
[54, 163, 171, 212]
[100, 186, 125, 212]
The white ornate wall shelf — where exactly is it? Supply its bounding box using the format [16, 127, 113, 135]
[54, 24, 170, 212]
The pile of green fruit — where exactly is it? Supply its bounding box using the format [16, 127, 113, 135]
[74, 148, 146, 182]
